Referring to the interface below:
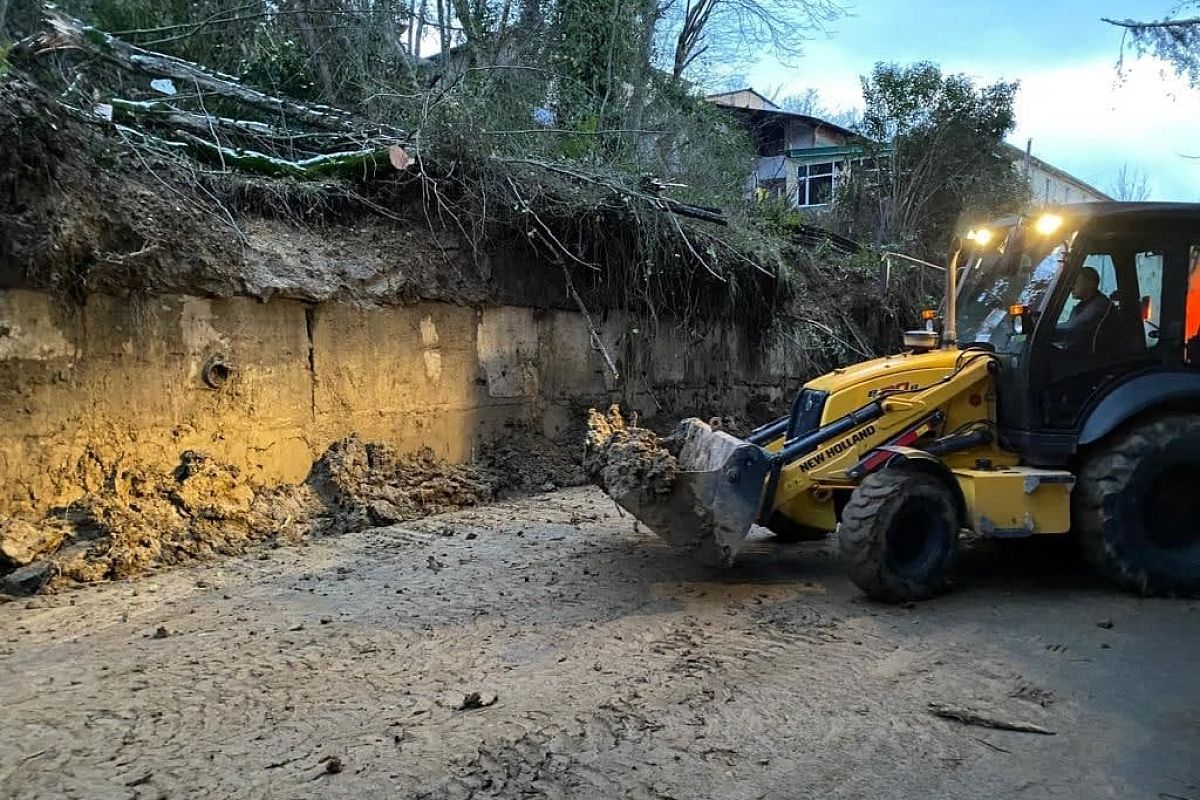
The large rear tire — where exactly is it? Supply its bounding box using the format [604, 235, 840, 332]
[838, 468, 959, 602]
[1075, 414, 1200, 596]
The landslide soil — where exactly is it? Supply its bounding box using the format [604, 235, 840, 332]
[0, 488, 1196, 799]
[584, 406, 678, 498]
[0, 76, 511, 306]
[0, 432, 584, 595]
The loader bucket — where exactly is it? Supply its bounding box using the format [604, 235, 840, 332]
[607, 419, 774, 566]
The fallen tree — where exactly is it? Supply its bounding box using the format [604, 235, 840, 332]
[22, 8, 362, 132]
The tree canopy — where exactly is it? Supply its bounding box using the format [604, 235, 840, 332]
[836, 62, 1027, 257]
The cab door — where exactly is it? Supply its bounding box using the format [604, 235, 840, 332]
[1029, 225, 1184, 434]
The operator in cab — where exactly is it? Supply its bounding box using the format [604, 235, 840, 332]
[1056, 266, 1113, 352]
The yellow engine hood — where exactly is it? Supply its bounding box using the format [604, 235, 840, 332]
[805, 349, 964, 421]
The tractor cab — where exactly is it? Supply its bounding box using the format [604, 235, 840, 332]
[954, 203, 1200, 466]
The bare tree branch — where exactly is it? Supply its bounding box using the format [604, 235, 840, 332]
[1103, 16, 1200, 29]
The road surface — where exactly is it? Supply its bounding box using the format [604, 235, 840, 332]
[1, 487, 1197, 799]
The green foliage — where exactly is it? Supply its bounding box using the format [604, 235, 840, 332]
[549, 0, 648, 142]
[45, 0, 412, 110]
[836, 62, 1029, 258]
[751, 197, 811, 239]
[235, 28, 320, 102]
[89, 0, 193, 37]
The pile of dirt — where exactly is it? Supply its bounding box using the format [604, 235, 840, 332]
[584, 406, 678, 498]
[0, 77, 241, 298]
[0, 77, 423, 304]
[478, 426, 587, 495]
[49, 451, 313, 591]
[0, 431, 584, 596]
[307, 435, 496, 531]
[0, 76, 558, 309]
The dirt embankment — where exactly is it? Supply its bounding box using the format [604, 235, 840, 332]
[0, 77, 544, 307]
[0, 431, 584, 597]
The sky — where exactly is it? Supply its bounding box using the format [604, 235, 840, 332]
[744, 0, 1200, 201]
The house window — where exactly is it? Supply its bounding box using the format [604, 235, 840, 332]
[798, 162, 835, 207]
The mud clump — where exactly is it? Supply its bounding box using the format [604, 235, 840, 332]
[52, 451, 306, 589]
[0, 429, 583, 595]
[308, 435, 495, 531]
[478, 426, 587, 494]
[0, 518, 67, 567]
[584, 406, 678, 498]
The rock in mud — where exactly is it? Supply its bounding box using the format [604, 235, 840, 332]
[584, 406, 678, 498]
[454, 691, 498, 711]
[0, 519, 65, 567]
[0, 560, 53, 596]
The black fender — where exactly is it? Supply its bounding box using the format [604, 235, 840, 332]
[871, 445, 969, 528]
[1078, 372, 1200, 446]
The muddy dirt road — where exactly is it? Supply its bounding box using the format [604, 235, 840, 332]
[1, 487, 1197, 799]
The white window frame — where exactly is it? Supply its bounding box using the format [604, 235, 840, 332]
[797, 161, 837, 208]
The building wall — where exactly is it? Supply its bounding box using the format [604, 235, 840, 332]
[1026, 162, 1108, 205]
[786, 121, 817, 150]
[0, 291, 809, 517]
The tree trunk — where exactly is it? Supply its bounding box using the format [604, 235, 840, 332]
[106, 98, 396, 154]
[19, 8, 358, 131]
[625, 0, 660, 148]
[172, 131, 398, 180]
[287, 0, 338, 102]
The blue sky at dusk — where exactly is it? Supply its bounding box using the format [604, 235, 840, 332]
[744, 0, 1200, 200]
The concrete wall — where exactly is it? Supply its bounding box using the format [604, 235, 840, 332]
[0, 291, 805, 516]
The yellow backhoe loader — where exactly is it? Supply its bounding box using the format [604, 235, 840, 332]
[604, 202, 1200, 601]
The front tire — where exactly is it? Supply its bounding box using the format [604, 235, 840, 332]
[839, 468, 959, 602]
[1075, 414, 1200, 596]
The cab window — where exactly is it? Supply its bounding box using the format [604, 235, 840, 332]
[1039, 238, 1174, 430]
[1056, 254, 1117, 326]
[1050, 247, 1162, 359]
[1135, 250, 1164, 350]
